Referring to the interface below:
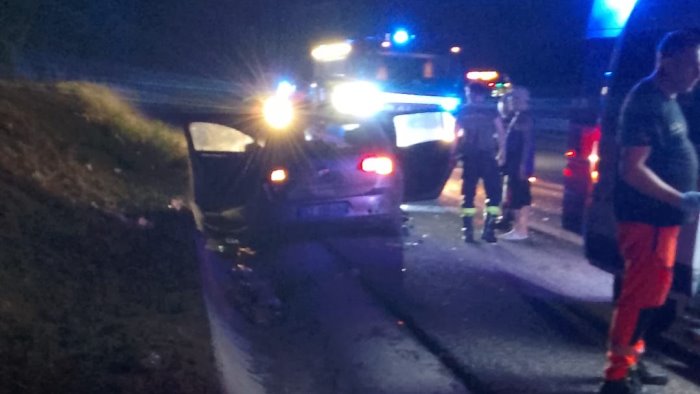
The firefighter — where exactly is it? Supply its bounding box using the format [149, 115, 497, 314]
[457, 83, 504, 243]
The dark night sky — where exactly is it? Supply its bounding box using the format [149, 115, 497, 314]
[19, 0, 595, 95]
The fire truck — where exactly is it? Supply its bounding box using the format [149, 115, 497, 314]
[304, 29, 465, 200]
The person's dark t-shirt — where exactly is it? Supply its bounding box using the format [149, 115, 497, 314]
[505, 110, 535, 177]
[680, 88, 700, 146]
[614, 78, 698, 226]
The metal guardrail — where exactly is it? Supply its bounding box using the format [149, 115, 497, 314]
[13, 52, 576, 136]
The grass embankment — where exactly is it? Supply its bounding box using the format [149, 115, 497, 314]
[0, 81, 220, 393]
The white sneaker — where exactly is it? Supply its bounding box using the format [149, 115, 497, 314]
[500, 230, 528, 241]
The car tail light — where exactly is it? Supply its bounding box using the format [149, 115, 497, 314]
[269, 168, 288, 183]
[359, 155, 394, 175]
[577, 124, 602, 184]
[587, 150, 599, 166]
[580, 125, 601, 157]
[563, 167, 573, 177]
[589, 141, 600, 183]
[564, 150, 576, 158]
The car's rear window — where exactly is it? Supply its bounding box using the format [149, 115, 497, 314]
[304, 121, 392, 150]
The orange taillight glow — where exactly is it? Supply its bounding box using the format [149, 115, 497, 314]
[270, 168, 288, 183]
[360, 156, 394, 175]
[591, 170, 600, 183]
[565, 150, 576, 158]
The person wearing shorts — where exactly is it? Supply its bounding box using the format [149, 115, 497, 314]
[500, 86, 534, 241]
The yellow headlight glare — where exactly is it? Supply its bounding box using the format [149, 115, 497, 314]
[262, 95, 294, 130]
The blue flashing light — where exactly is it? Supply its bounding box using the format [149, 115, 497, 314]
[276, 80, 296, 97]
[587, 0, 638, 38]
[440, 97, 460, 112]
[392, 29, 410, 45]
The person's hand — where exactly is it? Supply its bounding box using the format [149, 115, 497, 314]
[680, 191, 700, 212]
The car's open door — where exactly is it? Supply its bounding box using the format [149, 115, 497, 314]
[390, 111, 458, 202]
[184, 121, 262, 215]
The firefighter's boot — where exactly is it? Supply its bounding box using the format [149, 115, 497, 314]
[494, 209, 513, 231]
[461, 208, 476, 243]
[598, 377, 641, 394]
[462, 216, 475, 243]
[482, 214, 497, 243]
[462, 206, 476, 243]
[481, 206, 500, 243]
[632, 361, 668, 386]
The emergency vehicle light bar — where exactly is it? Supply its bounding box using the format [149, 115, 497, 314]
[466, 71, 500, 82]
[380, 92, 461, 112]
[311, 42, 353, 62]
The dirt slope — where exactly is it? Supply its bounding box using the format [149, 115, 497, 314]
[0, 81, 220, 393]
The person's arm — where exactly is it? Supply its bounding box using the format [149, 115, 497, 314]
[455, 110, 466, 154]
[494, 116, 506, 166]
[456, 126, 466, 156]
[619, 146, 684, 207]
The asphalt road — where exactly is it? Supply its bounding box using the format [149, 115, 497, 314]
[197, 209, 700, 393]
[393, 208, 700, 394]
[195, 141, 700, 393]
[196, 202, 700, 393]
